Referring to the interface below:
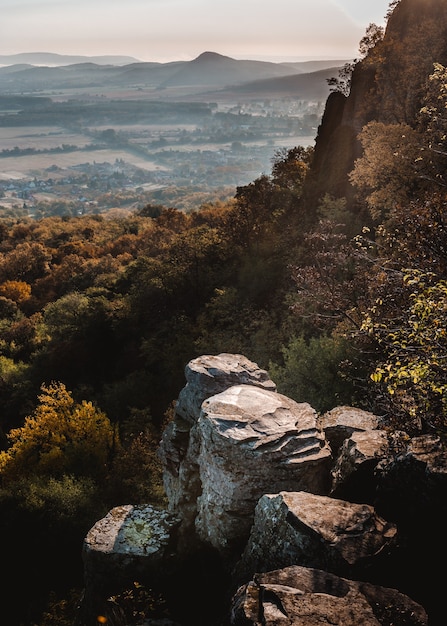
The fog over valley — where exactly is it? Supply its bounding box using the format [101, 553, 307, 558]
[0, 51, 340, 216]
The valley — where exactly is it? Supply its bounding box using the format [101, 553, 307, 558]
[0, 52, 342, 215]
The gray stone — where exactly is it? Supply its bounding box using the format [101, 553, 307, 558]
[195, 386, 332, 558]
[175, 352, 276, 424]
[82, 504, 181, 592]
[231, 565, 429, 625]
[320, 405, 382, 457]
[330, 429, 390, 502]
[236, 490, 398, 582]
[159, 353, 277, 534]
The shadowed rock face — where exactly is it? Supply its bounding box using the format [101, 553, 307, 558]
[235, 490, 398, 584]
[330, 429, 391, 502]
[304, 0, 447, 208]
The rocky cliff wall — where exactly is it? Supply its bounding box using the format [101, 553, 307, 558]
[305, 0, 447, 208]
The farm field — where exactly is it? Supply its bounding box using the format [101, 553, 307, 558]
[0, 73, 322, 215]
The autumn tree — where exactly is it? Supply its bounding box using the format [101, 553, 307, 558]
[0, 280, 32, 305]
[349, 121, 424, 221]
[0, 382, 116, 483]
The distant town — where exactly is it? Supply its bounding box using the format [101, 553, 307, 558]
[0, 100, 320, 216]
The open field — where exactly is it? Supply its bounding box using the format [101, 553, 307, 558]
[0, 149, 165, 179]
[0, 126, 90, 150]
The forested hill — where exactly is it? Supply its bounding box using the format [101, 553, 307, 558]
[305, 0, 447, 208]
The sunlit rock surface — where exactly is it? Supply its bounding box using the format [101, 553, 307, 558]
[158, 353, 279, 549]
[195, 386, 332, 558]
[175, 352, 277, 425]
[231, 565, 429, 626]
[235, 490, 398, 583]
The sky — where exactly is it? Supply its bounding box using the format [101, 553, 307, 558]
[0, 0, 392, 63]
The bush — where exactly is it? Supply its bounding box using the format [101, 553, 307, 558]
[269, 334, 362, 413]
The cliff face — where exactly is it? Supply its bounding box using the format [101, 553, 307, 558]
[305, 0, 447, 208]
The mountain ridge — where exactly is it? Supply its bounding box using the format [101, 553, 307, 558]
[0, 51, 347, 100]
[0, 52, 140, 66]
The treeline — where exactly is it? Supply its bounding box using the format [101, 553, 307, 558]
[0, 99, 214, 127]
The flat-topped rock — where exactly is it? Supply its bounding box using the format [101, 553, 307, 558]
[82, 505, 180, 592]
[175, 353, 276, 424]
[195, 386, 332, 557]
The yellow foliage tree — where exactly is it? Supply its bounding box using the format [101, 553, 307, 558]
[0, 382, 116, 483]
[0, 280, 32, 304]
[364, 270, 447, 433]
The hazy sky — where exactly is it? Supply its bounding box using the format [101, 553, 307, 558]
[0, 0, 392, 62]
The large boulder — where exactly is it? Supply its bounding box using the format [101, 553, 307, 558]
[195, 387, 332, 559]
[235, 491, 398, 583]
[79, 505, 181, 624]
[158, 353, 277, 536]
[230, 565, 429, 625]
[82, 505, 181, 593]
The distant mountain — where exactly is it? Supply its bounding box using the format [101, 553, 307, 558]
[0, 51, 344, 100]
[159, 51, 304, 87]
[0, 52, 140, 67]
[216, 66, 342, 101]
[280, 59, 351, 73]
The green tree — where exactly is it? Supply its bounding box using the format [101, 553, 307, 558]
[269, 334, 363, 413]
[364, 270, 447, 433]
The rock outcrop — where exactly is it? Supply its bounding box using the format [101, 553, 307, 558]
[79, 353, 445, 625]
[304, 0, 447, 208]
[194, 386, 331, 559]
[158, 353, 278, 547]
[235, 491, 398, 585]
[231, 566, 429, 626]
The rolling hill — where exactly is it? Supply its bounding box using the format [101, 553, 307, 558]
[0, 51, 347, 100]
